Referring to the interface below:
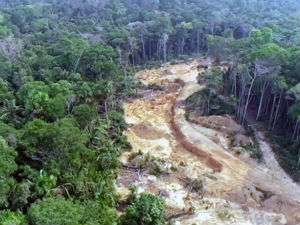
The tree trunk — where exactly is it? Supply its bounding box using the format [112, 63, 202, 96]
[130, 41, 135, 66]
[268, 94, 277, 130]
[207, 92, 211, 115]
[242, 74, 256, 125]
[149, 39, 151, 59]
[124, 67, 128, 91]
[236, 82, 245, 122]
[157, 41, 160, 61]
[162, 33, 169, 62]
[104, 100, 109, 124]
[141, 36, 145, 60]
[197, 30, 200, 53]
[293, 121, 299, 140]
[231, 71, 237, 97]
[256, 79, 268, 121]
[264, 90, 272, 118]
[181, 37, 185, 54]
[73, 50, 84, 72]
[272, 90, 283, 130]
[297, 150, 300, 167]
[201, 99, 206, 113]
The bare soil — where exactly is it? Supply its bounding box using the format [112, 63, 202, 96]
[116, 58, 300, 225]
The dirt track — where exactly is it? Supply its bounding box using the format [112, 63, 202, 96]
[117, 58, 300, 225]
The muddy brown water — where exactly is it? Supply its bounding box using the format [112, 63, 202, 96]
[117, 58, 300, 225]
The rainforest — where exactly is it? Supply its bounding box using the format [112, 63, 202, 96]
[0, 0, 299, 225]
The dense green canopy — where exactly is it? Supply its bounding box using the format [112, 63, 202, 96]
[0, 0, 299, 224]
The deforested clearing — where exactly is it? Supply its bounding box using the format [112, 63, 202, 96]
[0, 1, 299, 225]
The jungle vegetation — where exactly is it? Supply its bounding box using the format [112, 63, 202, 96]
[0, 0, 299, 224]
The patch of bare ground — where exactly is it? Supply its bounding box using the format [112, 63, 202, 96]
[116, 58, 300, 225]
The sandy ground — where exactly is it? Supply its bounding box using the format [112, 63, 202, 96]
[116, 58, 300, 225]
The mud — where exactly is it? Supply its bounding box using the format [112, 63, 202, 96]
[171, 98, 224, 172]
[116, 58, 300, 225]
[189, 115, 247, 135]
[130, 123, 168, 140]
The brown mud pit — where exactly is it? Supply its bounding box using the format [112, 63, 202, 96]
[116, 58, 300, 225]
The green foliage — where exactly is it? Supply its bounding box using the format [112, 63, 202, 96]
[0, 14, 11, 37]
[129, 153, 165, 177]
[203, 68, 223, 90]
[80, 45, 119, 80]
[72, 104, 98, 129]
[82, 200, 119, 225]
[0, 137, 18, 208]
[0, 78, 14, 103]
[107, 111, 130, 149]
[20, 118, 90, 175]
[0, 25, 11, 37]
[0, 136, 18, 177]
[19, 119, 49, 157]
[289, 104, 300, 121]
[54, 38, 89, 72]
[222, 28, 233, 39]
[249, 43, 288, 63]
[49, 80, 74, 98]
[21, 47, 55, 80]
[147, 15, 174, 36]
[273, 75, 288, 90]
[17, 81, 50, 113]
[108, 25, 130, 47]
[0, 0, 299, 223]
[44, 95, 67, 121]
[34, 170, 57, 197]
[30, 18, 50, 33]
[288, 83, 300, 100]
[271, 134, 300, 179]
[10, 180, 32, 210]
[241, 142, 263, 161]
[122, 194, 166, 225]
[207, 35, 231, 61]
[186, 89, 235, 116]
[19, 115, 124, 203]
[180, 22, 194, 30]
[250, 28, 273, 45]
[0, 14, 5, 24]
[0, 178, 16, 208]
[28, 198, 84, 225]
[0, 210, 27, 225]
[74, 81, 95, 100]
[54, 39, 119, 80]
[97, 149, 121, 172]
[0, 121, 19, 147]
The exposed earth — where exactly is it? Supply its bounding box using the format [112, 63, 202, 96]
[116, 58, 300, 225]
